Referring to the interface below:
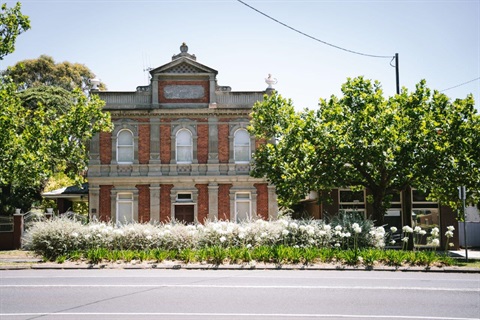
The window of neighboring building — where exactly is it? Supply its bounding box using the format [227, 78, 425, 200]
[234, 129, 250, 163]
[176, 129, 193, 163]
[117, 129, 134, 164]
[235, 193, 251, 222]
[412, 189, 439, 247]
[116, 193, 133, 224]
[338, 189, 365, 218]
[385, 192, 402, 243]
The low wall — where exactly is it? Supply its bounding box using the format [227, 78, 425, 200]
[0, 214, 24, 250]
[458, 221, 480, 248]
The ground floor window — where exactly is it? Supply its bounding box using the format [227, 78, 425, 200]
[116, 193, 133, 224]
[235, 193, 251, 222]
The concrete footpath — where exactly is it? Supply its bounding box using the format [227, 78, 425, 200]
[0, 249, 479, 273]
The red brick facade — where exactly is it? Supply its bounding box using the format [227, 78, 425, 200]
[89, 46, 275, 225]
[197, 121, 209, 164]
[100, 132, 112, 164]
[99, 185, 113, 222]
[218, 122, 229, 163]
[136, 185, 150, 222]
[160, 184, 173, 223]
[195, 184, 208, 223]
[218, 184, 232, 220]
[254, 183, 269, 220]
[160, 119, 171, 163]
[138, 119, 150, 164]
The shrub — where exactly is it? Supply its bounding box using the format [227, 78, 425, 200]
[24, 216, 451, 265]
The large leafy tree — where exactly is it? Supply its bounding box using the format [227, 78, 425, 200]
[0, 2, 30, 59]
[249, 77, 480, 225]
[0, 85, 112, 213]
[0, 3, 112, 214]
[2, 54, 106, 91]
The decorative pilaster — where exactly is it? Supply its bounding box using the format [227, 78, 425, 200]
[89, 185, 100, 221]
[268, 185, 278, 220]
[150, 184, 161, 222]
[149, 118, 162, 176]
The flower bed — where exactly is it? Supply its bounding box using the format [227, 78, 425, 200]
[22, 217, 455, 267]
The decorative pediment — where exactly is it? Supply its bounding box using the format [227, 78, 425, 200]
[163, 62, 210, 74]
[150, 43, 218, 76]
[151, 58, 218, 76]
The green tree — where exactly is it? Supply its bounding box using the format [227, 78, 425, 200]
[0, 85, 112, 214]
[0, 2, 30, 59]
[2, 54, 106, 91]
[249, 77, 480, 225]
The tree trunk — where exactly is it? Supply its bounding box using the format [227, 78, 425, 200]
[370, 190, 386, 226]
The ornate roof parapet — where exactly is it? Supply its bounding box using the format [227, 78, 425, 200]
[172, 42, 197, 61]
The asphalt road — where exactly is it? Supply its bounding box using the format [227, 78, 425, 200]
[0, 269, 479, 320]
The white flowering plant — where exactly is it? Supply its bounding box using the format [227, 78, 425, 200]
[24, 216, 452, 262]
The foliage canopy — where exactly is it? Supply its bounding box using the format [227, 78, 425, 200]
[249, 77, 480, 224]
[0, 2, 30, 59]
[2, 54, 106, 91]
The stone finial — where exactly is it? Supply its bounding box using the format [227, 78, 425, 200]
[265, 74, 277, 89]
[180, 42, 188, 53]
[172, 42, 197, 61]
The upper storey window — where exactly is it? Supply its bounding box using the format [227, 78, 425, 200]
[117, 129, 134, 164]
[234, 129, 251, 163]
[176, 129, 193, 163]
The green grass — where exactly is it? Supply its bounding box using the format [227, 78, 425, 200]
[7, 248, 478, 269]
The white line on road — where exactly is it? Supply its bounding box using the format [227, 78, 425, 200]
[0, 312, 478, 320]
[1, 284, 478, 292]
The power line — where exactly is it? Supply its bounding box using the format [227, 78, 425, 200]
[237, 0, 393, 59]
[440, 77, 480, 93]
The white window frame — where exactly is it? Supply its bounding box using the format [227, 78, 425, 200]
[234, 128, 251, 163]
[116, 129, 134, 164]
[176, 192, 193, 202]
[235, 192, 251, 222]
[116, 193, 133, 225]
[176, 129, 193, 164]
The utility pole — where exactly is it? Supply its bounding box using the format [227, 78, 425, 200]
[395, 53, 413, 249]
[395, 53, 400, 94]
[459, 186, 468, 262]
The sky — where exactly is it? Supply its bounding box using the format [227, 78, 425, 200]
[1, 0, 479, 111]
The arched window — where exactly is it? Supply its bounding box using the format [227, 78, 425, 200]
[234, 129, 250, 163]
[117, 129, 134, 163]
[176, 129, 193, 163]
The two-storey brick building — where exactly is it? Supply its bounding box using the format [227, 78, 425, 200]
[87, 44, 277, 224]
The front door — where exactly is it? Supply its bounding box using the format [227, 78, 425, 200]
[175, 205, 194, 224]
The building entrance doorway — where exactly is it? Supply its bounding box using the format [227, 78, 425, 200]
[175, 205, 194, 223]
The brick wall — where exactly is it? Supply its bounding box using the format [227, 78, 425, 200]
[195, 184, 208, 223]
[218, 184, 232, 220]
[160, 184, 173, 222]
[218, 121, 229, 163]
[136, 185, 150, 222]
[160, 119, 171, 163]
[99, 185, 113, 222]
[197, 121, 209, 164]
[100, 132, 112, 164]
[254, 183, 269, 220]
[138, 119, 150, 164]
[158, 80, 209, 104]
